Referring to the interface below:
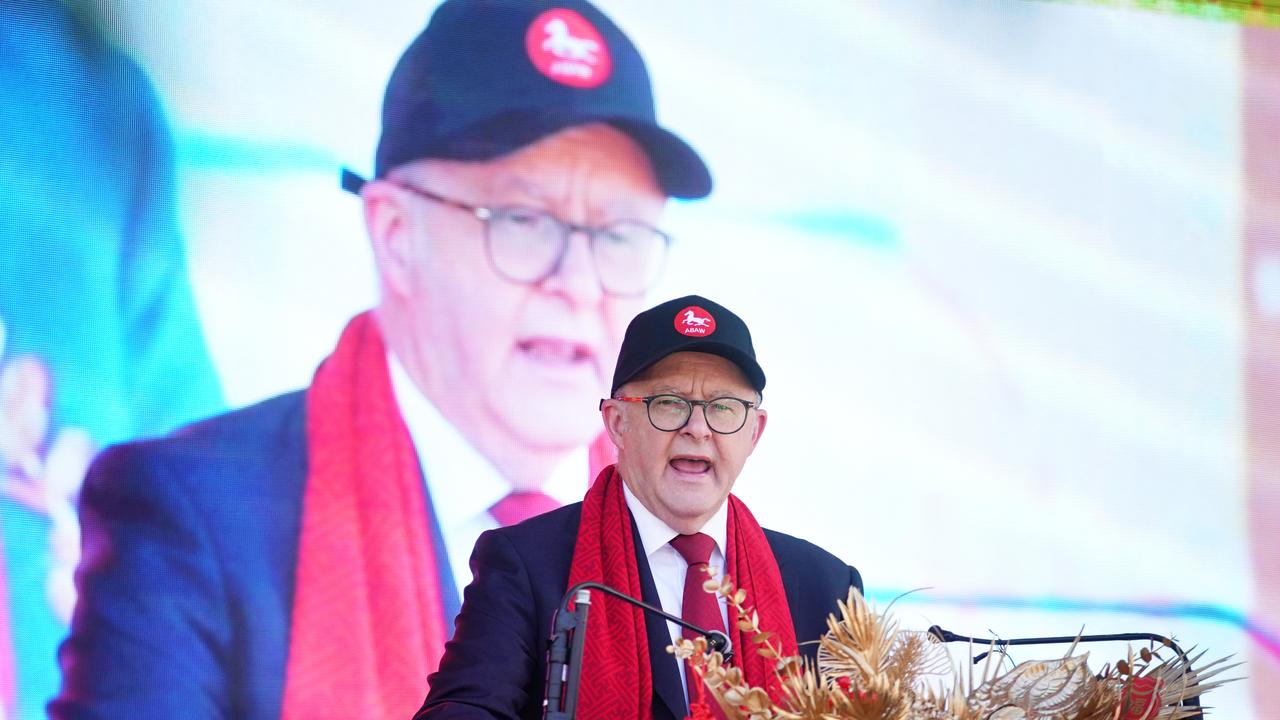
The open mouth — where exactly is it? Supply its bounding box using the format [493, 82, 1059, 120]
[517, 337, 594, 365]
[669, 456, 712, 474]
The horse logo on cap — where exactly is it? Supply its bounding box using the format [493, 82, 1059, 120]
[674, 306, 716, 337]
[525, 8, 612, 89]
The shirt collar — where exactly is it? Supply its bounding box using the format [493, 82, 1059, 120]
[622, 478, 729, 562]
[386, 350, 588, 534]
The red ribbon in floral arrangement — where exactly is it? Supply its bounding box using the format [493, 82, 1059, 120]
[1119, 675, 1163, 720]
[684, 669, 716, 720]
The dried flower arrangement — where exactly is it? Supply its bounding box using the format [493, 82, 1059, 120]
[671, 576, 1238, 720]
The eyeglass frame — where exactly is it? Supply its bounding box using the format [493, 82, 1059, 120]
[385, 180, 672, 297]
[600, 394, 760, 435]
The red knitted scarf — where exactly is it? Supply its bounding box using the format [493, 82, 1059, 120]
[281, 312, 447, 719]
[568, 466, 798, 717]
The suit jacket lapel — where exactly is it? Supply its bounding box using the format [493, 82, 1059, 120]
[631, 518, 687, 720]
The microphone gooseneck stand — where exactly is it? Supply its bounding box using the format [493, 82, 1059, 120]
[543, 588, 591, 720]
[926, 625, 1202, 719]
[543, 581, 733, 720]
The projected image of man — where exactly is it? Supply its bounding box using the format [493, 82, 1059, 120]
[49, 1, 710, 718]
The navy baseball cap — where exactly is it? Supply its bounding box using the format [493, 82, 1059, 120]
[342, 0, 711, 199]
[611, 295, 766, 394]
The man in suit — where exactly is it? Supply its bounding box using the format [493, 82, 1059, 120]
[415, 296, 863, 720]
[49, 2, 711, 718]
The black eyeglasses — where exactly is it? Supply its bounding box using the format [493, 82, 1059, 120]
[608, 394, 757, 434]
[390, 182, 671, 297]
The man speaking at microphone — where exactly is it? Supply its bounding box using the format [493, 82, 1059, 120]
[415, 296, 863, 720]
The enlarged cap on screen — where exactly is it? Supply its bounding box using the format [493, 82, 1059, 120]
[611, 295, 765, 393]
[369, 0, 710, 199]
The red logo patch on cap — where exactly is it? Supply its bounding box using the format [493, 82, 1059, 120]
[525, 8, 612, 89]
[674, 306, 716, 337]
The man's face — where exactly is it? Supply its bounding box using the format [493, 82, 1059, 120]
[370, 124, 665, 457]
[604, 351, 767, 534]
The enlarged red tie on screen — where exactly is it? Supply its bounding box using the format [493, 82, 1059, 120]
[670, 532, 728, 717]
[490, 491, 560, 527]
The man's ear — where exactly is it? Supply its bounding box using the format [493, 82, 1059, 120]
[747, 408, 767, 452]
[601, 399, 628, 451]
[363, 180, 416, 298]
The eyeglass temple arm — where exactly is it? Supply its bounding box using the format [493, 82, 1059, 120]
[341, 167, 491, 219]
[598, 397, 645, 410]
[341, 167, 367, 195]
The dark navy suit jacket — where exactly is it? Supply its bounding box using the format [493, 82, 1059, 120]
[414, 504, 862, 720]
[50, 392, 310, 720]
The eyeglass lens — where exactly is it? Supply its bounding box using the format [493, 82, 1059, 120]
[486, 207, 667, 296]
[647, 395, 750, 434]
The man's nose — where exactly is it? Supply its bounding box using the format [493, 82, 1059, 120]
[540, 228, 604, 304]
[680, 402, 714, 439]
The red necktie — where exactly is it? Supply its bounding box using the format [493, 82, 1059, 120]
[669, 532, 727, 715]
[489, 491, 560, 527]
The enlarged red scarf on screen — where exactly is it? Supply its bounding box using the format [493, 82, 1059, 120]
[567, 466, 798, 717]
[281, 312, 447, 719]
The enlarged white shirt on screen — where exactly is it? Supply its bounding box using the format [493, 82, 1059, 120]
[386, 350, 586, 602]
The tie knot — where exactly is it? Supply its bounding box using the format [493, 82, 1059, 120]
[669, 532, 716, 566]
[489, 491, 560, 527]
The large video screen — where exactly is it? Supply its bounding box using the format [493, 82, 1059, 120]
[2, 0, 1276, 717]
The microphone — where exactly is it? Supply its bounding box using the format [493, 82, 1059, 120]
[544, 588, 591, 720]
[543, 581, 732, 720]
[926, 625, 1202, 719]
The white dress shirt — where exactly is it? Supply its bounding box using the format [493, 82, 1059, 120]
[622, 481, 729, 698]
[387, 351, 587, 601]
